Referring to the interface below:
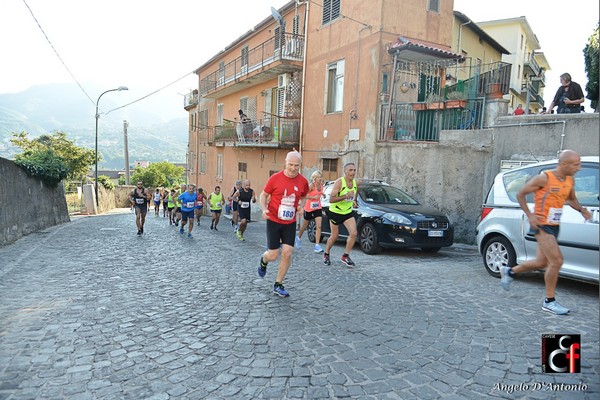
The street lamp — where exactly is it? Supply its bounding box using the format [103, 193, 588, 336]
[95, 86, 128, 207]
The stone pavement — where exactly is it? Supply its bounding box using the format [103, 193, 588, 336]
[0, 209, 598, 399]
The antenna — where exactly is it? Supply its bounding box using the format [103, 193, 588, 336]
[270, 6, 283, 25]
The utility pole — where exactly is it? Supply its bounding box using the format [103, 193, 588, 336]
[124, 120, 130, 185]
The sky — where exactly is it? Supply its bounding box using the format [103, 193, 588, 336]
[1, 0, 598, 122]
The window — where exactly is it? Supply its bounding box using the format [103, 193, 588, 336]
[200, 152, 206, 174]
[322, 158, 338, 181]
[217, 153, 223, 179]
[240, 97, 248, 116]
[218, 61, 225, 86]
[241, 46, 249, 74]
[217, 103, 224, 125]
[574, 164, 599, 206]
[292, 15, 300, 35]
[269, 170, 278, 177]
[427, 0, 439, 12]
[274, 22, 286, 53]
[238, 162, 247, 180]
[322, 0, 341, 25]
[326, 60, 345, 113]
[199, 110, 208, 129]
[382, 73, 388, 94]
[520, 34, 524, 50]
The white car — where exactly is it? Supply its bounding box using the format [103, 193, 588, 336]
[476, 156, 599, 283]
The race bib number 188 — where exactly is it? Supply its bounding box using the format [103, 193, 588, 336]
[278, 205, 295, 221]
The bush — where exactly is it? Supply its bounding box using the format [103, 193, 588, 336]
[15, 149, 69, 187]
[98, 175, 115, 190]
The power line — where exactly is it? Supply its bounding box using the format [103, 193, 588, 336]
[21, 0, 96, 105]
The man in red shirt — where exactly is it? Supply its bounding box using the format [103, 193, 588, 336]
[513, 104, 525, 115]
[258, 151, 309, 297]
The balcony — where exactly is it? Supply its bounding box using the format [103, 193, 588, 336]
[199, 33, 304, 98]
[184, 90, 198, 110]
[524, 54, 541, 77]
[197, 117, 299, 149]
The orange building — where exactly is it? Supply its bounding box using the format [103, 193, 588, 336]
[185, 0, 473, 191]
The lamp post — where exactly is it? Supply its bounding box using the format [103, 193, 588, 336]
[95, 86, 128, 207]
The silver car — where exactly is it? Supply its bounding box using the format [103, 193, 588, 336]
[476, 156, 599, 283]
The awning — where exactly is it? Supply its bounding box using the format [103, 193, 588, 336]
[388, 36, 465, 64]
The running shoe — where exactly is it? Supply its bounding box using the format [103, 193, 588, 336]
[258, 257, 268, 278]
[542, 300, 570, 315]
[341, 254, 355, 266]
[295, 236, 301, 249]
[137, 230, 141, 236]
[214, 227, 218, 231]
[210, 223, 214, 230]
[187, 233, 193, 239]
[140, 227, 144, 234]
[314, 244, 324, 253]
[180, 227, 184, 235]
[323, 253, 331, 266]
[236, 231, 245, 241]
[273, 283, 290, 297]
[499, 266, 513, 291]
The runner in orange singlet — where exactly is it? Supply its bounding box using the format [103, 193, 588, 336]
[499, 150, 592, 315]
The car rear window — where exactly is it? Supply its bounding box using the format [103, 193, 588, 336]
[575, 163, 599, 206]
[503, 168, 536, 203]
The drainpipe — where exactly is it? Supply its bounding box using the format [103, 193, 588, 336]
[298, 0, 309, 154]
[456, 19, 471, 79]
[352, 24, 372, 127]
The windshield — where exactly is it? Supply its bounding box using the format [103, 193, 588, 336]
[359, 185, 419, 205]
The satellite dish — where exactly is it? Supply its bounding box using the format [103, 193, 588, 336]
[270, 6, 283, 24]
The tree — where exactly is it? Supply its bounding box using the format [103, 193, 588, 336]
[10, 131, 96, 181]
[129, 161, 185, 187]
[583, 23, 599, 112]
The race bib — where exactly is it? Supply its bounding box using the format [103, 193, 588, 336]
[135, 198, 145, 204]
[196, 200, 203, 206]
[546, 207, 562, 224]
[278, 204, 295, 221]
[309, 201, 320, 210]
[240, 201, 250, 208]
[186, 202, 195, 208]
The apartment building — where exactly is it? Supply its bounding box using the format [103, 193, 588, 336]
[476, 16, 551, 114]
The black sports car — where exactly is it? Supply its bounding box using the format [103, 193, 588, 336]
[307, 180, 454, 254]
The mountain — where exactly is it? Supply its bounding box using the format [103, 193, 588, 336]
[0, 84, 187, 169]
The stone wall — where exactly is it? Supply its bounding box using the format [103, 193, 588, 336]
[0, 157, 70, 247]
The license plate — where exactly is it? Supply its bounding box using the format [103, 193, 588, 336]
[428, 230, 443, 237]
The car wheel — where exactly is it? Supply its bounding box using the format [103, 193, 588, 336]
[360, 223, 381, 255]
[482, 236, 516, 278]
[421, 247, 441, 253]
[306, 220, 316, 243]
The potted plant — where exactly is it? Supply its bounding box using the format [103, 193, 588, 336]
[425, 93, 445, 110]
[445, 91, 467, 109]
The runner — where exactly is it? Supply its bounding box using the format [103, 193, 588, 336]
[296, 170, 325, 252]
[128, 181, 152, 235]
[153, 188, 162, 216]
[173, 184, 186, 227]
[195, 187, 206, 224]
[208, 186, 225, 230]
[499, 150, 592, 315]
[232, 179, 257, 241]
[162, 188, 169, 218]
[323, 163, 358, 267]
[228, 180, 242, 232]
[258, 150, 309, 297]
[167, 189, 176, 225]
[178, 184, 198, 238]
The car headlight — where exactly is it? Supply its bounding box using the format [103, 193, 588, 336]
[382, 213, 412, 225]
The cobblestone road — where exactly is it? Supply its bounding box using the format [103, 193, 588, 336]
[0, 209, 598, 399]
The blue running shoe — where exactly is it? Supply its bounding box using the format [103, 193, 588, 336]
[295, 236, 301, 249]
[180, 227, 184, 234]
[258, 257, 268, 278]
[187, 233, 193, 239]
[499, 266, 513, 291]
[273, 283, 289, 297]
[542, 300, 570, 315]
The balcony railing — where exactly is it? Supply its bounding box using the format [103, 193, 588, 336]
[199, 33, 304, 97]
[184, 91, 198, 110]
[524, 54, 541, 77]
[197, 117, 299, 147]
[380, 99, 486, 142]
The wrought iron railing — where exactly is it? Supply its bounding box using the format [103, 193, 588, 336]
[380, 98, 486, 142]
[199, 33, 304, 96]
[199, 117, 299, 146]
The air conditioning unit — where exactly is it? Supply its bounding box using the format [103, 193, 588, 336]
[278, 73, 291, 88]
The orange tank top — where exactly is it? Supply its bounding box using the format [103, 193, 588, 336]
[534, 171, 573, 226]
[304, 183, 323, 212]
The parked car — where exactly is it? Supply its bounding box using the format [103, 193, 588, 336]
[306, 180, 454, 254]
[476, 156, 599, 283]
